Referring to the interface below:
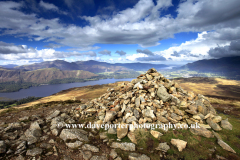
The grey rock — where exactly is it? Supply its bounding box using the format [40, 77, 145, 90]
[142, 109, 156, 119]
[15, 141, 27, 154]
[104, 111, 117, 122]
[135, 97, 141, 108]
[109, 149, 118, 159]
[155, 142, 170, 152]
[190, 127, 214, 138]
[108, 127, 117, 134]
[0, 141, 6, 153]
[129, 153, 150, 160]
[126, 116, 137, 124]
[66, 141, 83, 149]
[19, 116, 29, 121]
[221, 118, 232, 130]
[111, 142, 135, 151]
[100, 132, 108, 139]
[133, 109, 140, 119]
[90, 155, 108, 160]
[218, 140, 236, 153]
[60, 129, 89, 142]
[46, 110, 60, 120]
[26, 148, 42, 156]
[157, 85, 171, 102]
[16, 155, 25, 160]
[24, 121, 42, 145]
[82, 144, 99, 152]
[117, 123, 128, 139]
[40, 143, 52, 149]
[207, 118, 222, 131]
[81, 150, 92, 160]
[133, 82, 143, 89]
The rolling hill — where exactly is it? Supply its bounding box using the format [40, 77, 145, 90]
[15, 60, 168, 73]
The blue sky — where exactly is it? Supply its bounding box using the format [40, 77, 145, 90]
[0, 0, 240, 66]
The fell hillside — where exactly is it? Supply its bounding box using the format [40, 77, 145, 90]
[0, 71, 240, 160]
[178, 56, 240, 74]
[15, 60, 168, 73]
[0, 68, 98, 84]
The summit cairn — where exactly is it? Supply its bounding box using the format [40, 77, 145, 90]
[78, 68, 235, 153]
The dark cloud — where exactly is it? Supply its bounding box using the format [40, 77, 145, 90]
[136, 55, 166, 61]
[171, 51, 181, 57]
[115, 50, 126, 56]
[171, 50, 191, 57]
[208, 40, 240, 58]
[0, 41, 35, 54]
[79, 51, 96, 57]
[136, 49, 154, 56]
[98, 49, 111, 56]
[44, 43, 63, 49]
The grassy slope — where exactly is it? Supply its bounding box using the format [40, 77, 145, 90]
[1, 77, 240, 159]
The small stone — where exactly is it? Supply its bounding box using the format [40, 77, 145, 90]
[104, 111, 117, 122]
[26, 148, 42, 156]
[46, 110, 60, 120]
[82, 144, 99, 152]
[171, 139, 187, 152]
[221, 118, 232, 130]
[108, 128, 117, 134]
[59, 129, 89, 142]
[142, 109, 156, 119]
[66, 141, 83, 149]
[190, 127, 214, 138]
[127, 132, 137, 144]
[111, 142, 135, 151]
[109, 149, 118, 159]
[150, 130, 163, 139]
[157, 86, 171, 102]
[129, 153, 150, 160]
[218, 140, 236, 153]
[117, 123, 128, 139]
[100, 132, 108, 139]
[155, 142, 170, 152]
[212, 131, 222, 140]
[0, 141, 6, 154]
[212, 116, 222, 123]
[90, 155, 108, 160]
[207, 118, 222, 131]
[81, 150, 92, 160]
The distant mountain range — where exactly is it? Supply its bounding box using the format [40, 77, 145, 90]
[14, 60, 168, 73]
[0, 64, 18, 68]
[178, 56, 240, 73]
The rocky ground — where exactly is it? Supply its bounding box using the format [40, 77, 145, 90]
[0, 69, 240, 160]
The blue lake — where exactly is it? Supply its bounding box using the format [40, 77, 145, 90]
[0, 78, 134, 100]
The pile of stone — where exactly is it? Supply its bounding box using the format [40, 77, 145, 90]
[78, 68, 235, 153]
